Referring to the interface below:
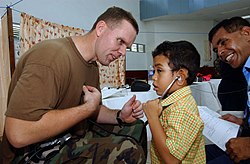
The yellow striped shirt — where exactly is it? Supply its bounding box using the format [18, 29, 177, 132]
[150, 86, 206, 164]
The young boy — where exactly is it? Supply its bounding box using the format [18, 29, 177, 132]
[142, 41, 206, 163]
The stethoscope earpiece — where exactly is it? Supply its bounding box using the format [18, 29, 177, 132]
[177, 76, 181, 81]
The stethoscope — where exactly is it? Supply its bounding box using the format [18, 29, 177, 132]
[160, 76, 180, 100]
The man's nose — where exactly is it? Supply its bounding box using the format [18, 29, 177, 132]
[217, 46, 225, 57]
[118, 45, 127, 56]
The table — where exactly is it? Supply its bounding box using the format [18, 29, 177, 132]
[190, 79, 222, 112]
[190, 79, 244, 118]
[102, 89, 158, 109]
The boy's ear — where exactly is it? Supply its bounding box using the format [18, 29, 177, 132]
[176, 68, 188, 85]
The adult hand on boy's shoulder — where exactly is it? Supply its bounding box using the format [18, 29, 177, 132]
[226, 137, 250, 163]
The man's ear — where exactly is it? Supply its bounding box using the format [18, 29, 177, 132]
[241, 26, 250, 36]
[95, 20, 106, 37]
[241, 26, 250, 44]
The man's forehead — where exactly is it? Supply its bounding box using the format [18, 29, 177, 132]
[114, 25, 136, 46]
[212, 28, 228, 44]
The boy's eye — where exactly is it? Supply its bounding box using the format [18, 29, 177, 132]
[156, 69, 162, 73]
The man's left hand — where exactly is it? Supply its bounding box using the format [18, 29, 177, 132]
[120, 95, 143, 123]
[226, 137, 250, 163]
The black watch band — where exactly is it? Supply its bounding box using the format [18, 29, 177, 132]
[116, 110, 123, 127]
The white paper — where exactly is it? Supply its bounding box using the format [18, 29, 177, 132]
[198, 106, 240, 151]
[101, 87, 127, 99]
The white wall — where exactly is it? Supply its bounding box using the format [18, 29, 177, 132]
[6, 0, 215, 70]
[10, 0, 141, 31]
[142, 20, 215, 67]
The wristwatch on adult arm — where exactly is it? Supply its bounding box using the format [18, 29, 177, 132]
[116, 110, 125, 127]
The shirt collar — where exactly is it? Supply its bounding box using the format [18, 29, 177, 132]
[244, 56, 250, 69]
[243, 57, 250, 75]
[160, 86, 191, 107]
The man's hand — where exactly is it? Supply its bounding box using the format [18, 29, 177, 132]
[220, 114, 244, 125]
[226, 137, 250, 163]
[5, 86, 101, 148]
[120, 95, 143, 123]
[82, 85, 101, 111]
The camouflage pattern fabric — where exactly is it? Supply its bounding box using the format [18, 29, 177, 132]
[14, 119, 147, 164]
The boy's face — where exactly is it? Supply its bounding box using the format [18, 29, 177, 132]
[152, 54, 177, 96]
[211, 27, 250, 68]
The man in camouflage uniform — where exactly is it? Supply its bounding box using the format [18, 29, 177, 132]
[13, 120, 147, 163]
[0, 6, 146, 164]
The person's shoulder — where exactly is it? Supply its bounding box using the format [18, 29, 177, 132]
[21, 38, 72, 67]
[36, 37, 70, 48]
[179, 85, 191, 93]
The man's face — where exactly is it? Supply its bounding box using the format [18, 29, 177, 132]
[95, 20, 137, 66]
[211, 27, 250, 68]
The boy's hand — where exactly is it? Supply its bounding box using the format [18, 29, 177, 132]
[142, 98, 162, 121]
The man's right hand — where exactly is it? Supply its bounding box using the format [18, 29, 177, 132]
[82, 85, 101, 110]
[5, 85, 101, 148]
[220, 114, 244, 125]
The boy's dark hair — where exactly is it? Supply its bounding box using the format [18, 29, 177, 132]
[209, 16, 250, 42]
[152, 41, 200, 85]
[90, 6, 139, 34]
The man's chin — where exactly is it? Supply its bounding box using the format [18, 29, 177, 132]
[101, 61, 111, 66]
[230, 63, 243, 69]
[231, 65, 238, 68]
[107, 59, 117, 65]
[228, 60, 243, 68]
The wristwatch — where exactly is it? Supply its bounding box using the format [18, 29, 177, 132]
[116, 110, 124, 127]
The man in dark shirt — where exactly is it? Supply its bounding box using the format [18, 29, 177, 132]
[207, 16, 250, 164]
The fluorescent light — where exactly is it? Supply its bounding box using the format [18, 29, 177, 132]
[221, 7, 249, 14]
[242, 15, 250, 19]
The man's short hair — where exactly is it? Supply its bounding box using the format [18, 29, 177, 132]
[209, 16, 250, 42]
[90, 6, 139, 34]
